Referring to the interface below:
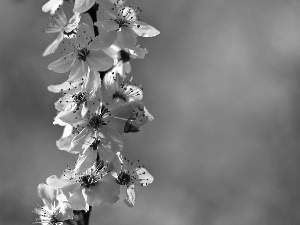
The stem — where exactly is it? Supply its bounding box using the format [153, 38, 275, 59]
[83, 206, 92, 225]
[86, 3, 100, 36]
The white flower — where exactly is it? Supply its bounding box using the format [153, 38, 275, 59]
[33, 183, 73, 224]
[54, 70, 101, 116]
[112, 153, 154, 207]
[104, 43, 147, 78]
[102, 70, 143, 107]
[46, 164, 120, 210]
[48, 23, 114, 81]
[43, 8, 81, 56]
[95, 6, 160, 48]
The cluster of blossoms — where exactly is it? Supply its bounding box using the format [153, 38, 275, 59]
[33, 0, 159, 224]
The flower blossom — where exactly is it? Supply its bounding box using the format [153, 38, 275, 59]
[54, 70, 101, 117]
[43, 8, 81, 56]
[112, 153, 154, 207]
[56, 101, 141, 154]
[95, 6, 160, 48]
[104, 43, 147, 78]
[33, 183, 73, 224]
[46, 164, 120, 210]
[102, 71, 154, 132]
[48, 23, 114, 81]
[102, 71, 142, 105]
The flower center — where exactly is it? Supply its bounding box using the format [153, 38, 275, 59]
[112, 91, 127, 101]
[72, 92, 86, 106]
[77, 48, 90, 61]
[119, 50, 131, 63]
[116, 171, 131, 185]
[115, 6, 141, 28]
[90, 139, 101, 150]
[79, 175, 97, 188]
[115, 18, 129, 28]
[88, 115, 106, 130]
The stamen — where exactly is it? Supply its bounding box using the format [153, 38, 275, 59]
[77, 48, 90, 61]
[78, 161, 107, 188]
[32, 205, 61, 225]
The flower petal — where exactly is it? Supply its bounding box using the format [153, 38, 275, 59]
[68, 60, 89, 82]
[44, 7, 67, 33]
[107, 101, 140, 133]
[53, 117, 68, 126]
[98, 145, 117, 162]
[102, 70, 118, 103]
[48, 53, 76, 73]
[69, 128, 92, 154]
[56, 133, 75, 151]
[56, 125, 74, 150]
[37, 183, 57, 209]
[86, 174, 120, 206]
[117, 27, 137, 48]
[56, 110, 84, 127]
[55, 202, 74, 221]
[131, 21, 160, 37]
[135, 167, 154, 186]
[94, 20, 119, 31]
[46, 175, 74, 190]
[128, 46, 147, 59]
[69, 187, 88, 211]
[65, 13, 81, 33]
[75, 23, 93, 48]
[47, 79, 85, 94]
[89, 30, 117, 50]
[74, 150, 97, 173]
[42, 0, 63, 15]
[55, 95, 75, 112]
[86, 50, 113, 71]
[124, 84, 143, 102]
[103, 44, 120, 59]
[73, 0, 95, 13]
[99, 127, 123, 151]
[84, 70, 101, 100]
[43, 32, 64, 57]
[87, 91, 102, 115]
[124, 184, 136, 207]
[84, 70, 102, 114]
[102, 5, 116, 20]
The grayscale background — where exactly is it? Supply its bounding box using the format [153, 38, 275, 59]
[1, 0, 300, 224]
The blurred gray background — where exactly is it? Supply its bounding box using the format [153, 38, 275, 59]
[1, 0, 300, 224]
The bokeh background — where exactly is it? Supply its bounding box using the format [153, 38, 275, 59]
[1, 0, 300, 224]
